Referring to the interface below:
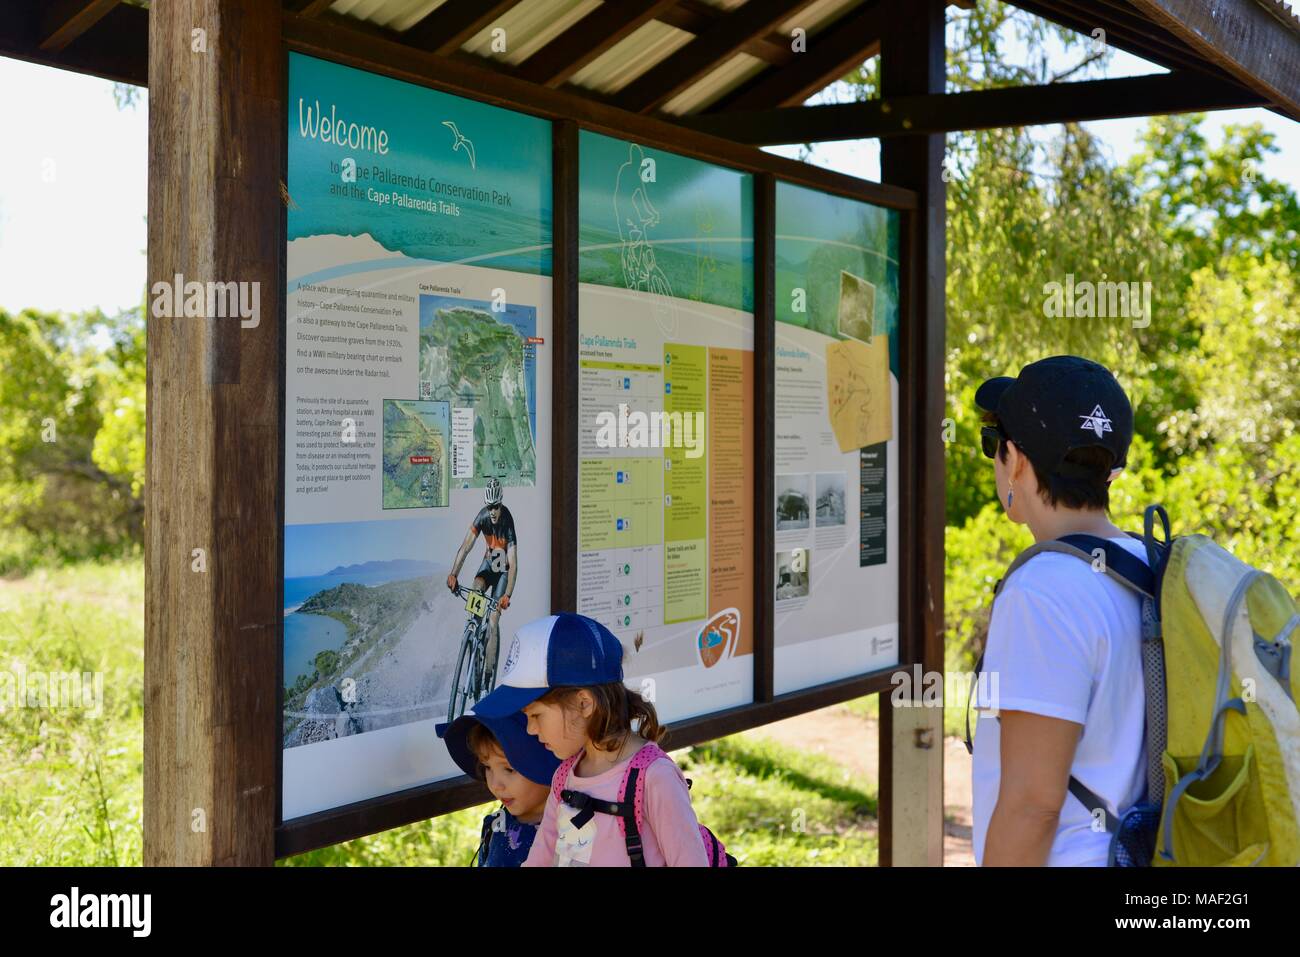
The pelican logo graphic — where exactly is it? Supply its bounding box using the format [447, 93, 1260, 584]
[696, 608, 740, 668]
[502, 636, 520, 677]
[441, 121, 477, 170]
[1079, 404, 1113, 438]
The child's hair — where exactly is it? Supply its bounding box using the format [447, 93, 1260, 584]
[465, 723, 506, 781]
[537, 681, 664, 751]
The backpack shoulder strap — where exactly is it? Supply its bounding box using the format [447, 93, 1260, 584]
[1024, 534, 1155, 599]
[966, 534, 1150, 753]
[966, 533, 1156, 835]
[616, 742, 668, 867]
[474, 809, 498, 866]
[551, 752, 579, 806]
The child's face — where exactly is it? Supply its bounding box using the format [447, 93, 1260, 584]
[522, 697, 588, 759]
[478, 747, 549, 820]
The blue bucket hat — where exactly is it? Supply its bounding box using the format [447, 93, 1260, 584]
[435, 710, 560, 786]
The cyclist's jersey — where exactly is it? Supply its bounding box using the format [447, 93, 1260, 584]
[472, 504, 516, 577]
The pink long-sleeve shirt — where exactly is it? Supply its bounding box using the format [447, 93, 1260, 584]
[522, 751, 709, 867]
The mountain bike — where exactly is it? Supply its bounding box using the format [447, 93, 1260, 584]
[447, 583, 503, 722]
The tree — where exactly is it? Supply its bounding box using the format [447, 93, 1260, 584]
[0, 307, 144, 569]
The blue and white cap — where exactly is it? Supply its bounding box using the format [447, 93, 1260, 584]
[472, 613, 624, 718]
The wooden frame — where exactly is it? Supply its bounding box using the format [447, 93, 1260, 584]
[681, 71, 1268, 144]
[273, 21, 922, 859]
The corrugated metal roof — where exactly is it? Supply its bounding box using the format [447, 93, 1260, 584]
[1257, 0, 1300, 35]
[323, 0, 873, 114]
[569, 20, 695, 94]
[662, 52, 767, 115]
[461, 0, 602, 65]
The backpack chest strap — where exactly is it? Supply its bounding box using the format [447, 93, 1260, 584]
[558, 788, 628, 829]
[556, 742, 670, 866]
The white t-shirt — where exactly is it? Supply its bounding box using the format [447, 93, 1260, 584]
[971, 535, 1148, 866]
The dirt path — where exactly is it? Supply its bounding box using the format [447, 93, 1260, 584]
[739, 704, 974, 866]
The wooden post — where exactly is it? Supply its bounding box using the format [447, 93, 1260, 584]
[144, 0, 283, 866]
[878, 0, 947, 867]
[551, 119, 579, 613]
[753, 173, 776, 705]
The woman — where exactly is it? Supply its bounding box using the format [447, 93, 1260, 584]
[970, 355, 1149, 866]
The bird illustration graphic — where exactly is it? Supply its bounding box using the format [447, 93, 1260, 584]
[441, 121, 477, 170]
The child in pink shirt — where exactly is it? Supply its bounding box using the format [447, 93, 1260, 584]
[470, 613, 709, 867]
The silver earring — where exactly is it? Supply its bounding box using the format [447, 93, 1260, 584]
[1007, 488, 1014, 509]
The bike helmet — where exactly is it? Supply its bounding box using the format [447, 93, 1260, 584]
[484, 477, 504, 506]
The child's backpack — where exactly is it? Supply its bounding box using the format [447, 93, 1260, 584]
[552, 741, 737, 866]
[966, 504, 1300, 866]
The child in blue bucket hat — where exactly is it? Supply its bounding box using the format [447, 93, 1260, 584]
[436, 710, 561, 866]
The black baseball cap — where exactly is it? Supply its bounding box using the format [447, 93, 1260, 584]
[975, 356, 1132, 480]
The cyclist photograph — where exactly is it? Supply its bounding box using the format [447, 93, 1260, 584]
[446, 477, 518, 694]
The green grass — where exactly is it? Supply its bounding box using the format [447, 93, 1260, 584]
[0, 559, 144, 865]
[3, 557, 883, 866]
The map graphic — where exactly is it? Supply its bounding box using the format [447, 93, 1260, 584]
[826, 337, 892, 453]
[382, 399, 451, 509]
[418, 294, 538, 487]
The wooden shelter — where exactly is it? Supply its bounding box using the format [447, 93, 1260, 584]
[1, 0, 1296, 866]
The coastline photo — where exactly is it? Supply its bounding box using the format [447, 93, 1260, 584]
[282, 518, 466, 748]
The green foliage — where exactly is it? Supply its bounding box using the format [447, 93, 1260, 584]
[0, 307, 145, 573]
[1158, 258, 1300, 456]
[1125, 115, 1300, 274]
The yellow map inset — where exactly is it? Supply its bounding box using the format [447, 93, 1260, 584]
[826, 336, 891, 452]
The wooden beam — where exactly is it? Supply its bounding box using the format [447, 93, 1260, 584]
[514, 0, 681, 88]
[878, 0, 946, 870]
[0, 0, 145, 85]
[679, 71, 1267, 143]
[615, 0, 819, 113]
[291, 0, 336, 17]
[402, 0, 526, 58]
[1127, 0, 1300, 120]
[38, 0, 119, 52]
[657, 0, 796, 66]
[281, 11, 919, 210]
[707, 0, 889, 112]
[1013, 0, 1238, 83]
[145, 0, 282, 867]
[280, 663, 904, 855]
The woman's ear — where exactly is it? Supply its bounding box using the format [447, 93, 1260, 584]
[1007, 440, 1030, 485]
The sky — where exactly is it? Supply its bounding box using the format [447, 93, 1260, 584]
[0, 29, 1296, 317]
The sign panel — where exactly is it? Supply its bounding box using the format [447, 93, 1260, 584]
[282, 54, 552, 820]
[576, 131, 755, 722]
[773, 181, 901, 693]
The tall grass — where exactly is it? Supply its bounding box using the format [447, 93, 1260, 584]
[0, 560, 144, 865]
